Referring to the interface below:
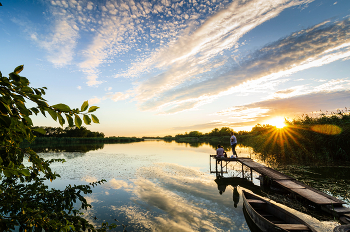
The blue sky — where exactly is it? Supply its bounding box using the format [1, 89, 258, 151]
[1, 0, 350, 136]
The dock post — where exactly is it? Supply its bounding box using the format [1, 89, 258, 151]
[209, 155, 211, 172]
[220, 160, 223, 176]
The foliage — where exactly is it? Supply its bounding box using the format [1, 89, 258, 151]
[174, 127, 235, 139]
[0, 66, 116, 231]
[208, 127, 234, 136]
[31, 126, 105, 138]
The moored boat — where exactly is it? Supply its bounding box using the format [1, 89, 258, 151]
[242, 190, 317, 232]
[334, 225, 350, 232]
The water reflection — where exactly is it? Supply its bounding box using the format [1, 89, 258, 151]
[23, 143, 105, 153]
[214, 176, 268, 212]
[32, 140, 343, 231]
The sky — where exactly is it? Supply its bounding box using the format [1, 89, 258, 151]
[1, 0, 350, 137]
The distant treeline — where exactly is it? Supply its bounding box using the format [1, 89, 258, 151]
[162, 127, 246, 143]
[32, 126, 105, 138]
[22, 126, 144, 147]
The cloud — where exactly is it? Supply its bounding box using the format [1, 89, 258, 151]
[172, 121, 228, 131]
[32, 9, 80, 67]
[88, 96, 101, 104]
[122, 0, 315, 110]
[122, 14, 350, 114]
[105, 91, 131, 102]
[78, 0, 230, 86]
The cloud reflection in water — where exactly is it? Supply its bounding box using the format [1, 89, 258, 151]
[102, 163, 248, 231]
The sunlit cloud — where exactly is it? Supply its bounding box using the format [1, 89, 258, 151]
[131, 16, 350, 113]
[126, 0, 314, 109]
[88, 96, 101, 105]
[223, 90, 350, 127]
[172, 121, 227, 131]
[105, 92, 131, 102]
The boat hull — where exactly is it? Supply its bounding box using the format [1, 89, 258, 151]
[242, 190, 316, 232]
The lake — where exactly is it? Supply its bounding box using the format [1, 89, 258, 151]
[34, 140, 341, 231]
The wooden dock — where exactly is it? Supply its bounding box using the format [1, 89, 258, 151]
[210, 155, 350, 222]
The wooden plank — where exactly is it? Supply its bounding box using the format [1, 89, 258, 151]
[275, 224, 310, 230]
[239, 159, 265, 168]
[253, 167, 293, 180]
[329, 207, 350, 214]
[290, 188, 340, 205]
[275, 180, 306, 189]
[247, 199, 266, 204]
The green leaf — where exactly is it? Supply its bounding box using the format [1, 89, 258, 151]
[3, 169, 12, 177]
[23, 116, 33, 126]
[88, 106, 99, 112]
[16, 102, 31, 116]
[0, 116, 11, 127]
[14, 65, 24, 74]
[20, 76, 30, 86]
[39, 88, 46, 95]
[52, 103, 71, 112]
[20, 169, 30, 176]
[83, 115, 91, 125]
[30, 107, 39, 115]
[57, 113, 65, 127]
[47, 108, 57, 121]
[75, 115, 82, 128]
[32, 127, 46, 135]
[9, 73, 20, 82]
[66, 114, 74, 127]
[21, 86, 33, 94]
[81, 101, 89, 112]
[0, 101, 12, 115]
[91, 114, 99, 123]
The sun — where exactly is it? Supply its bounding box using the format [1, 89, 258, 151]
[265, 117, 287, 129]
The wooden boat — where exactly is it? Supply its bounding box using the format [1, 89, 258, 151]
[334, 225, 350, 232]
[242, 190, 317, 232]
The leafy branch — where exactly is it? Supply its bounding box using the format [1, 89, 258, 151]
[0, 65, 116, 231]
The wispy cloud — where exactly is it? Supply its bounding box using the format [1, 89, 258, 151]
[123, 0, 316, 110]
[134, 16, 350, 113]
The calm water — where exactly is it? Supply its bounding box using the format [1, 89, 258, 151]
[33, 140, 339, 231]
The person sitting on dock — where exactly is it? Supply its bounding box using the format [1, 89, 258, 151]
[216, 144, 225, 163]
[230, 132, 238, 157]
